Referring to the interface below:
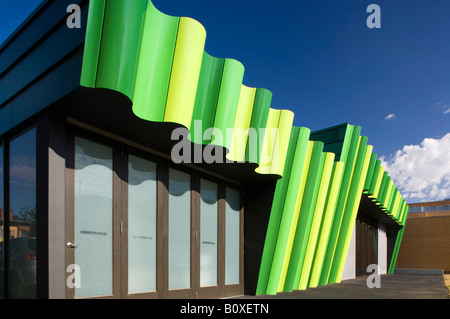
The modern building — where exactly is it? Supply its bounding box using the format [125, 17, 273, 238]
[0, 0, 409, 299]
[396, 200, 450, 273]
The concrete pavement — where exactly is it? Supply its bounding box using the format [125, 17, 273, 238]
[238, 274, 449, 299]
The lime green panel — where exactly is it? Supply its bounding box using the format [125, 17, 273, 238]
[210, 59, 245, 147]
[364, 153, 377, 192]
[255, 127, 304, 295]
[80, 0, 106, 87]
[370, 162, 383, 200]
[384, 181, 395, 211]
[336, 144, 373, 282]
[376, 171, 388, 204]
[283, 141, 325, 292]
[319, 125, 361, 286]
[189, 52, 224, 144]
[298, 152, 335, 290]
[389, 205, 409, 274]
[277, 141, 314, 292]
[256, 109, 280, 174]
[96, 0, 148, 97]
[226, 85, 256, 162]
[262, 128, 311, 295]
[245, 89, 272, 163]
[381, 178, 393, 209]
[132, 2, 179, 122]
[164, 17, 206, 129]
[392, 194, 401, 220]
[388, 226, 405, 274]
[328, 136, 368, 284]
[308, 161, 344, 288]
[269, 110, 295, 176]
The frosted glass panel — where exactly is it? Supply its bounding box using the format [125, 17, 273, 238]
[128, 155, 157, 294]
[168, 168, 191, 290]
[225, 187, 240, 285]
[74, 137, 113, 298]
[200, 179, 218, 287]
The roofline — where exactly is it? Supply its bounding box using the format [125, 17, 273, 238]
[0, 0, 50, 52]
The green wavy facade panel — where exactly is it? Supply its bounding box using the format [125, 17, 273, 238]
[308, 161, 344, 288]
[283, 141, 325, 292]
[319, 125, 361, 285]
[255, 127, 311, 295]
[265, 129, 311, 295]
[298, 152, 335, 290]
[78, 0, 410, 296]
[328, 136, 369, 284]
[81, 0, 292, 177]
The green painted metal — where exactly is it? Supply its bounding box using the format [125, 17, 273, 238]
[298, 152, 335, 290]
[328, 136, 368, 284]
[96, 0, 149, 98]
[78, 0, 411, 296]
[336, 144, 373, 282]
[245, 89, 272, 163]
[319, 125, 361, 285]
[261, 127, 311, 295]
[308, 161, 344, 288]
[283, 141, 325, 292]
[190, 52, 224, 144]
[211, 59, 245, 147]
[81, 0, 292, 177]
[80, 0, 106, 87]
[132, 1, 179, 122]
[377, 172, 389, 205]
[255, 127, 310, 295]
[364, 152, 377, 192]
[388, 205, 409, 273]
[277, 140, 314, 292]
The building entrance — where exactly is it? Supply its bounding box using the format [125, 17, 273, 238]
[65, 128, 243, 299]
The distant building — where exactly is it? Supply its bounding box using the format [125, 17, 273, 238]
[396, 200, 450, 273]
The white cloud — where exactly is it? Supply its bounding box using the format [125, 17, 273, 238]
[384, 114, 396, 120]
[381, 133, 450, 203]
[437, 103, 450, 114]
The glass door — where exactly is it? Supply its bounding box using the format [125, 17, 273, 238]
[66, 129, 243, 299]
[66, 135, 120, 299]
[123, 152, 160, 298]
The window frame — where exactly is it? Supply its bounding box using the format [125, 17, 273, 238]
[65, 123, 244, 299]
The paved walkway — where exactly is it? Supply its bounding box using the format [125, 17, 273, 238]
[238, 274, 449, 299]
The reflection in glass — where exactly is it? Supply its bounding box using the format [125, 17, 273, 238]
[225, 187, 240, 285]
[200, 179, 218, 287]
[74, 137, 113, 298]
[128, 155, 157, 294]
[9, 128, 37, 299]
[168, 168, 191, 290]
[0, 143, 3, 298]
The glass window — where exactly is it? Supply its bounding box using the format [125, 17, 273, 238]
[128, 155, 157, 294]
[200, 179, 218, 287]
[225, 187, 240, 285]
[168, 168, 191, 290]
[9, 128, 37, 299]
[74, 137, 113, 298]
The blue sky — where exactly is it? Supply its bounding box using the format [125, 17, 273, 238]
[1, 0, 449, 203]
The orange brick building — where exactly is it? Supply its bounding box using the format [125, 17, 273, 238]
[396, 200, 450, 273]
